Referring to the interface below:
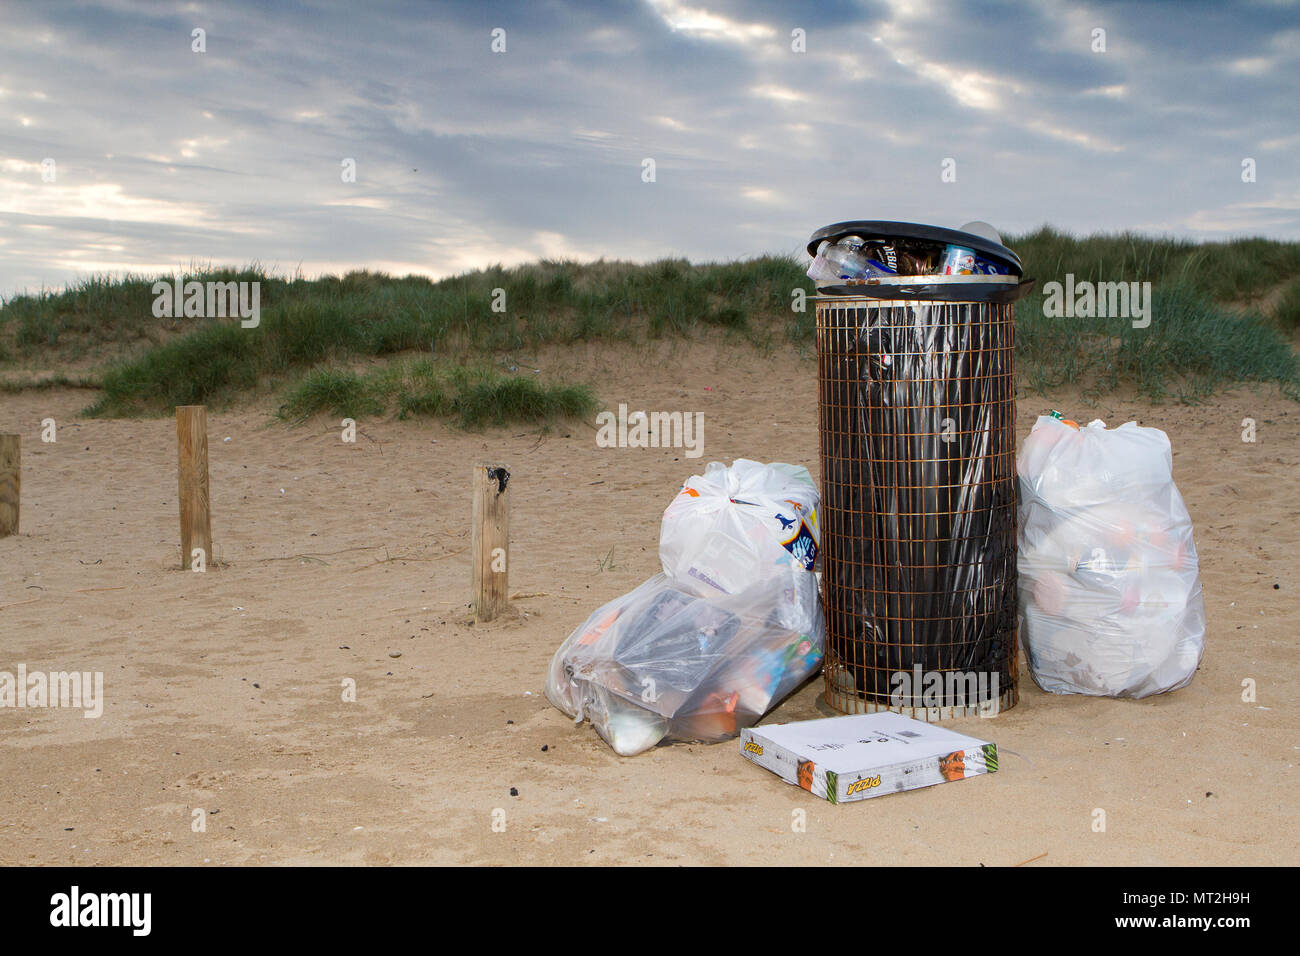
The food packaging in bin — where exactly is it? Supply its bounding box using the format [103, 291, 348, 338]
[1017, 414, 1206, 697]
[806, 219, 1027, 301]
[545, 460, 824, 755]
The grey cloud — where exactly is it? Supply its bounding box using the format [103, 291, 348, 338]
[0, 0, 1296, 297]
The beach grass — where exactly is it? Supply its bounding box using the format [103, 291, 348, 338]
[2, 229, 1298, 419]
[276, 359, 599, 429]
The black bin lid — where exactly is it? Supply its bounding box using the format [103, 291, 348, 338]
[807, 220, 1022, 275]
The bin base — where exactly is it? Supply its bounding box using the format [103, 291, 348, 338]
[823, 662, 1018, 721]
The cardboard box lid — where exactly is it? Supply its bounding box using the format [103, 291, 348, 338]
[746, 712, 993, 774]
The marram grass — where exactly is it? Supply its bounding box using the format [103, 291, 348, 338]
[1, 231, 1297, 419]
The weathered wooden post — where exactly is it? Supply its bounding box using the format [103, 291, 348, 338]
[472, 463, 510, 621]
[176, 406, 213, 570]
[0, 435, 19, 538]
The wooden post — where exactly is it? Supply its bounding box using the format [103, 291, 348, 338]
[176, 406, 213, 570]
[0, 435, 19, 538]
[472, 463, 510, 621]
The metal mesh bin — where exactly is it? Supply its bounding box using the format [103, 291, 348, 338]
[808, 222, 1033, 720]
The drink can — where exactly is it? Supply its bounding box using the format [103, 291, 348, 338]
[939, 244, 977, 275]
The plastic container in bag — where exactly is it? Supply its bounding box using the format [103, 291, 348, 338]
[1017, 414, 1206, 697]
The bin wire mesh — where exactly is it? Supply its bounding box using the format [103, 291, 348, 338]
[816, 296, 1019, 718]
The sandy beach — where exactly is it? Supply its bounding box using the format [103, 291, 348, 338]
[1, 338, 1296, 866]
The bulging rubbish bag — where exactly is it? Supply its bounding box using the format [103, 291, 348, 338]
[544, 574, 823, 755]
[660, 459, 821, 596]
[545, 460, 825, 755]
[1017, 415, 1206, 698]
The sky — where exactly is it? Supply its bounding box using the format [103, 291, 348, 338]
[1, 0, 1297, 297]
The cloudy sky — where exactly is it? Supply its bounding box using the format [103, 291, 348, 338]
[1, 0, 1297, 296]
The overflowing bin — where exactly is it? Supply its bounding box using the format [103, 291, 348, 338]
[809, 221, 1034, 719]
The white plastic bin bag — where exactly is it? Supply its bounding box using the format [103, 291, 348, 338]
[660, 459, 820, 596]
[1017, 415, 1206, 698]
[545, 460, 824, 755]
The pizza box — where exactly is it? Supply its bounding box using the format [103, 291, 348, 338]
[739, 711, 997, 804]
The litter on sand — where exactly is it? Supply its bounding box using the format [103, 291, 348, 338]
[1017, 413, 1206, 698]
[740, 711, 996, 804]
[545, 459, 825, 756]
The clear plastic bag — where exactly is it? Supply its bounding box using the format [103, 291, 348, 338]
[1017, 415, 1206, 698]
[545, 460, 825, 755]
